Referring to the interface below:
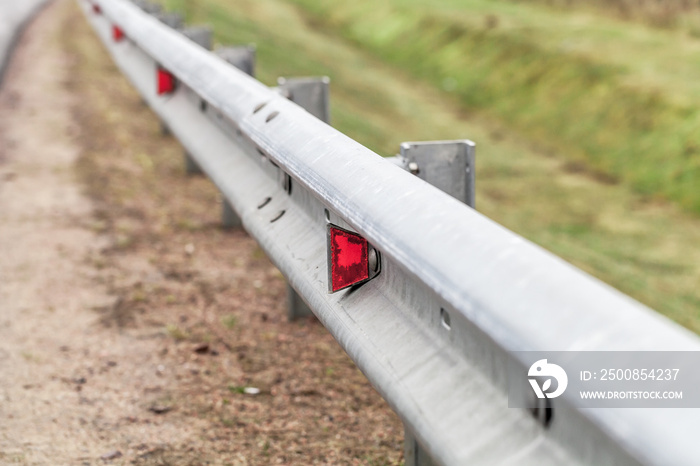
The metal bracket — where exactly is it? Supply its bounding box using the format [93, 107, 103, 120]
[398, 140, 475, 208]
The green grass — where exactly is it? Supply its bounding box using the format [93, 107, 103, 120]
[512, 0, 700, 31]
[287, 0, 700, 214]
[155, 0, 700, 332]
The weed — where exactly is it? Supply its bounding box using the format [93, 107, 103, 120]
[165, 324, 189, 341]
[227, 385, 245, 394]
[221, 314, 237, 329]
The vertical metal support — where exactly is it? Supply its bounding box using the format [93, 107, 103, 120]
[277, 77, 331, 124]
[134, 1, 160, 107]
[287, 287, 313, 321]
[155, 13, 182, 135]
[221, 198, 242, 229]
[404, 427, 437, 466]
[214, 45, 256, 229]
[132, 0, 162, 14]
[182, 25, 213, 51]
[184, 151, 201, 175]
[398, 140, 476, 208]
[180, 26, 213, 175]
[277, 76, 331, 320]
[154, 11, 184, 29]
[215, 45, 256, 77]
[397, 140, 474, 464]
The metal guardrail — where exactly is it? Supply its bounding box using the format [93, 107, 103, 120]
[80, 1, 700, 464]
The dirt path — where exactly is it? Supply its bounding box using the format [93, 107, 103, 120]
[0, 1, 402, 464]
[0, 1, 206, 463]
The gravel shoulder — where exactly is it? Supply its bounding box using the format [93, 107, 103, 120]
[0, 1, 402, 464]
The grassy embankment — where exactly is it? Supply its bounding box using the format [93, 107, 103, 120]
[290, 0, 700, 214]
[513, 0, 700, 31]
[158, 0, 700, 331]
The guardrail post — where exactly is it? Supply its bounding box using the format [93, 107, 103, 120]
[277, 76, 330, 320]
[221, 198, 242, 229]
[404, 427, 437, 466]
[398, 140, 476, 208]
[182, 25, 213, 51]
[154, 11, 184, 30]
[396, 140, 474, 463]
[214, 45, 256, 229]
[180, 25, 214, 175]
[277, 77, 330, 124]
[215, 45, 256, 77]
[131, 0, 161, 14]
[154, 12, 183, 136]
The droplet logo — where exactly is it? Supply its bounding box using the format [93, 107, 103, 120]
[528, 359, 568, 399]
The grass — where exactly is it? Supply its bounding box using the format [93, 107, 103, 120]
[166, 324, 189, 341]
[156, 0, 700, 332]
[221, 314, 238, 329]
[288, 0, 700, 213]
[514, 0, 700, 31]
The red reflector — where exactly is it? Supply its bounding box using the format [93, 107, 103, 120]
[157, 67, 176, 95]
[92, 3, 101, 14]
[113, 25, 124, 42]
[112, 26, 124, 42]
[327, 224, 379, 293]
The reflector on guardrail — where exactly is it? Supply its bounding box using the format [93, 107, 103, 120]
[156, 67, 176, 95]
[327, 224, 380, 293]
[112, 25, 124, 42]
